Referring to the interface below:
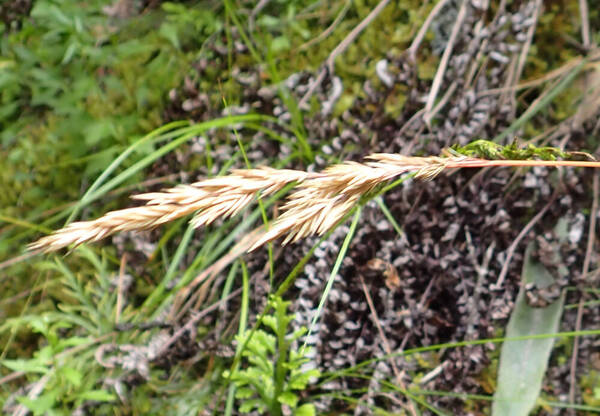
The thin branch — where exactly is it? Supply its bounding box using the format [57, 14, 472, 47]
[514, 0, 543, 90]
[299, 0, 391, 108]
[298, 0, 351, 51]
[423, 0, 468, 126]
[579, 0, 591, 49]
[407, 0, 453, 62]
[492, 188, 559, 289]
[569, 171, 599, 410]
[583, 172, 598, 275]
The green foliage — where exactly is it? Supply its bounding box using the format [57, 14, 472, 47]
[160, 2, 222, 51]
[0, 245, 226, 415]
[581, 371, 600, 407]
[0, 0, 202, 220]
[254, 0, 311, 54]
[224, 295, 320, 415]
[0, 248, 118, 414]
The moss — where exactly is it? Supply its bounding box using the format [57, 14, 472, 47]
[524, 0, 580, 77]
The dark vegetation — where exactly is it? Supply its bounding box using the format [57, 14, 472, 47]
[1, 0, 600, 414]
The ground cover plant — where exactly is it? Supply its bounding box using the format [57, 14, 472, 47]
[2, 0, 600, 415]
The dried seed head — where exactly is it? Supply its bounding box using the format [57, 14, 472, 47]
[29, 167, 308, 253]
[29, 153, 483, 254]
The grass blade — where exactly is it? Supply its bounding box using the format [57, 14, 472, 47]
[305, 206, 362, 347]
[493, 59, 585, 143]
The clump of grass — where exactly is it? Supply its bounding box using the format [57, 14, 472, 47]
[29, 149, 600, 254]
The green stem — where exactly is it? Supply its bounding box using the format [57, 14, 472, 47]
[272, 300, 287, 416]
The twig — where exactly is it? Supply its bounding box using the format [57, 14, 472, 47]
[358, 274, 418, 416]
[568, 171, 599, 409]
[492, 188, 559, 289]
[424, 81, 457, 134]
[418, 362, 446, 385]
[407, 0, 453, 62]
[583, 171, 599, 276]
[499, 0, 542, 119]
[579, 0, 591, 49]
[423, 0, 468, 126]
[479, 54, 593, 99]
[299, 0, 391, 108]
[298, 0, 351, 51]
[248, 0, 270, 31]
[513, 0, 543, 92]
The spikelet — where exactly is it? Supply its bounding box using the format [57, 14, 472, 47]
[28, 167, 308, 253]
[248, 154, 454, 249]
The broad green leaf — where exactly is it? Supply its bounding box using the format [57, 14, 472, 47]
[278, 390, 298, 407]
[492, 243, 565, 415]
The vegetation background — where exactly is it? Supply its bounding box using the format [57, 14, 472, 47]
[1, 0, 600, 414]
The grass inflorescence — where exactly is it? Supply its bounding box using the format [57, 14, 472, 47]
[29, 149, 600, 254]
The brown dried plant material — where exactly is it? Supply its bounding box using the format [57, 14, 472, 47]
[367, 258, 400, 290]
[28, 153, 600, 254]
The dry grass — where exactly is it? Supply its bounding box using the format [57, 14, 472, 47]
[29, 167, 307, 252]
[29, 153, 600, 253]
[248, 154, 452, 249]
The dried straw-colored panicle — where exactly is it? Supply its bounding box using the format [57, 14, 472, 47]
[248, 154, 457, 250]
[29, 153, 477, 254]
[28, 151, 600, 254]
[135, 167, 309, 228]
[28, 167, 309, 253]
[366, 153, 459, 180]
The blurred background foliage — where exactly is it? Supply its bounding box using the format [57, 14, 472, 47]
[0, 0, 219, 224]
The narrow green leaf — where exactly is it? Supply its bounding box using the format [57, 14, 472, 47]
[304, 207, 362, 348]
[77, 389, 116, 402]
[17, 392, 56, 415]
[1, 359, 49, 374]
[60, 366, 83, 387]
[492, 243, 565, 415]
[493, 59, 585, 143]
